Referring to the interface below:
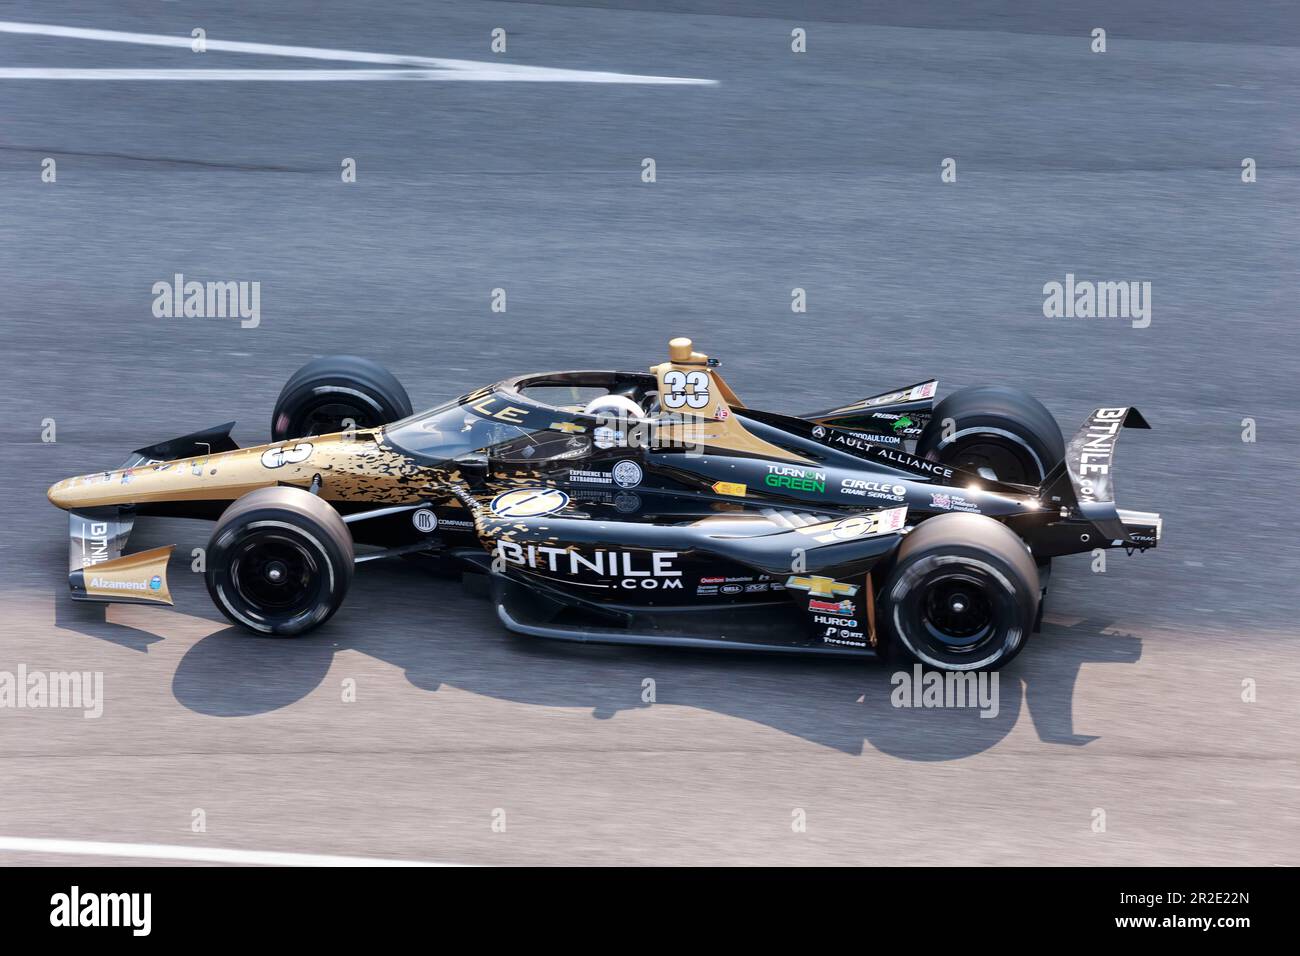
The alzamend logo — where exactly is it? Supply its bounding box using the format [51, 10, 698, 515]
[765, 465, 826, 494]
[50, 886, 151, 936]
[90, 577, 146, 591]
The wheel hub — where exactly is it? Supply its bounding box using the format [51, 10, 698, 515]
[229, 533, 321, 614]
[921, 572, 995, 648]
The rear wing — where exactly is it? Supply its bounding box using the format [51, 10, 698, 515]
[1040, 406, 1151, 543]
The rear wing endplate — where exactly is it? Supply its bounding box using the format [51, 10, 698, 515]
[1041, 406, 1150, 542]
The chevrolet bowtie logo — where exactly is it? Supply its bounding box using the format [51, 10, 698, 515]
[785, 575, 859, 599]
[549, 421, 586, 434]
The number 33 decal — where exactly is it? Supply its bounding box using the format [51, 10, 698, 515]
[662, 370, 710, 409]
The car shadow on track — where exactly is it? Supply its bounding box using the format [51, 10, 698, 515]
[167, 562, 1144, 759]
[54, 590, 165, 653]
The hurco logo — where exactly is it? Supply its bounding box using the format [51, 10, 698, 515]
[765, 465, 826, 494]
[814, 614, 858, 627]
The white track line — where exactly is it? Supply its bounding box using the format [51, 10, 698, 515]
[0, 67, 710, 83]
[0, 836, 458, 867]
[0, 20, 716, 85]
[0, 68, 641, 82]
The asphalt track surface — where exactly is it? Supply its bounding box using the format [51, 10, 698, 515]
[1, 1, 1297, 866]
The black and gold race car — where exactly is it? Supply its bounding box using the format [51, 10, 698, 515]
[47, 337, 1160, 671]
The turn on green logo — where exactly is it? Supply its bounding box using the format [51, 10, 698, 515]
[765, 466, 826, 494]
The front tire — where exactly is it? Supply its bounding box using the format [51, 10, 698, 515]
[272, 355, 413, 442]
[206, 487, 354, 636]
[882, 513, 1038, 671]
[916, 385, 1064, 486]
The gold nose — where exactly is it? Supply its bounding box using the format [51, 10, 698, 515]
[47, 480, 74, 510]
[47, 476, 92, 512]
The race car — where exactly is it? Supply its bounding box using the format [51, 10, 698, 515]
[47, 337, 1161, 671]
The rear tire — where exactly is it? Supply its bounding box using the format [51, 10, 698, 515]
[272, 355, 412, 442]
[206, 487, 354, 636]
[916, 385, 1064, 486]
[882, 513, 1038, 671]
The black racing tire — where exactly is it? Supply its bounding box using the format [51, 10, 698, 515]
[882, 512, 1038, 671]
[206, 487, 354, 636]
[272, 355, 413, 442]
[916, 385, 1064, 486]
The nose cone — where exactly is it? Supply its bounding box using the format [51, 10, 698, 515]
[47, 477, 77, 510]
[47, 472, 131, 511]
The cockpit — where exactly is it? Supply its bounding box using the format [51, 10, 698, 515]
[383, 371, 660, 465]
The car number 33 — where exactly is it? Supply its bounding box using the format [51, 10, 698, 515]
[662, 370, 710, 409]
